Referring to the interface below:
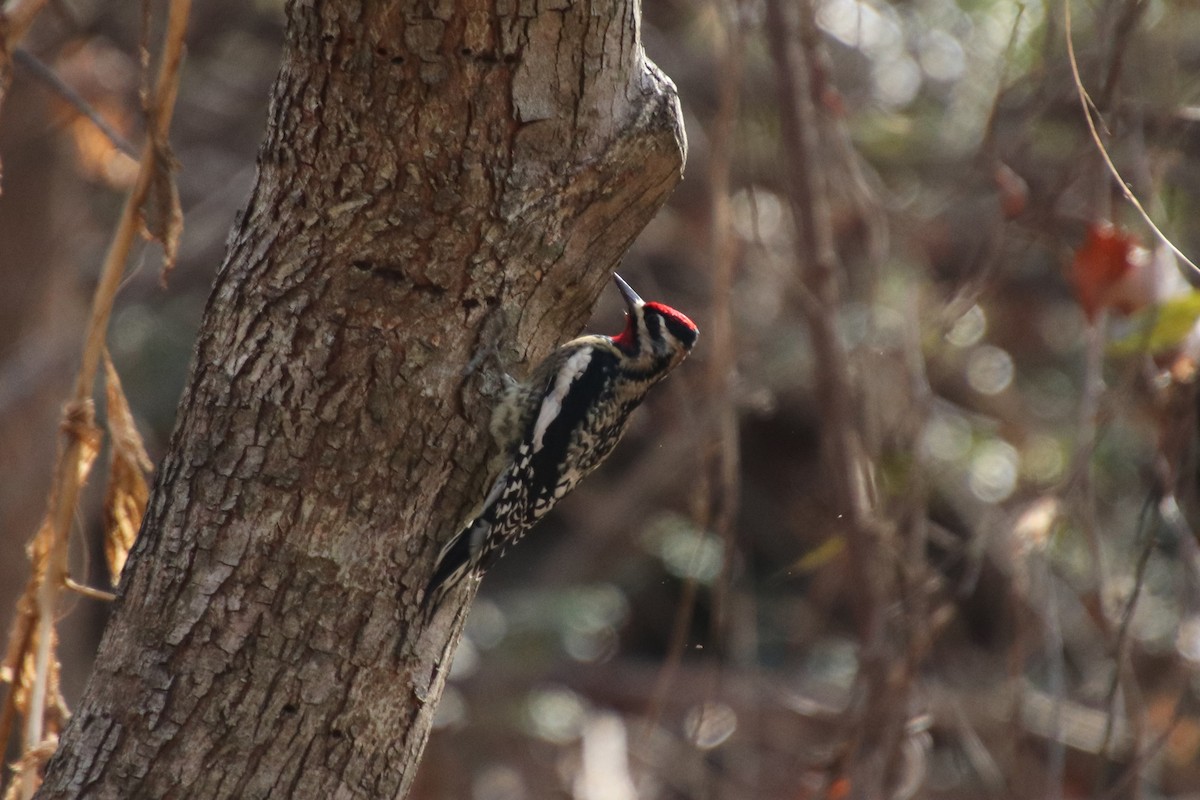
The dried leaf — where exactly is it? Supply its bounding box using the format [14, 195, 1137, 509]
[103, 456, 149, 584]
[11, 624, 63, 724]
[0, 516, 55, 767]
[13, 629, 37, 721]
[9, 625, 35, 724]
[138, 138, 182, 285]
[21, 517, 55, 592]
[137, 0, 190, 287]
[44, 649, 69, 736]
[0, 581, 37, 747]
[0, 608, 66, 761]
[62, 400, 104, 487]
[102, 354, 152, 585]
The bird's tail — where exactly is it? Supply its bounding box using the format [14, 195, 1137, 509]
[423, 464, 512, 611]
[423, 512, 492, 611]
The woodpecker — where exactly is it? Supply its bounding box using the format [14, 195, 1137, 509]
[424, 274, 698, 609]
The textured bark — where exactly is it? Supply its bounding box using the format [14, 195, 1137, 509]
[36, 0, 684, 797]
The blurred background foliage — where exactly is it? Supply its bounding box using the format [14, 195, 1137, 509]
[6, 0, 1200, 797]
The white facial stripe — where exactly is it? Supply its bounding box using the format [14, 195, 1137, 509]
[532, 349, 592, 453]
[636, 310, 651, 349]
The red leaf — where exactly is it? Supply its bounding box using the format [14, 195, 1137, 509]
[1071, 222, 1150, 321]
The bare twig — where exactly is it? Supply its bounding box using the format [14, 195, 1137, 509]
[0, 0, 54, 152]
[1042, 573, 1067, 800]
[978, 4, 1028, 159]
[1069, 315, 1109, 627]
[1064, 0, 1199, 276]
[62, 579, 116, 603]
[645, 0, 747, 744]
[702, 0, 744, 673]
[1094, 497, 1155, 799]
[12, 46, 139, 158]
[764, 2, 902, 797]
[1098, 666, 1190, 800]
[2, 0, 190, 794]
[764, 0, 873, 641]
[1059, 6, 1167, 795]
[646, 571, 700, 736]
[72, 0, 188, 405]
[1098, 0, 1149, 111]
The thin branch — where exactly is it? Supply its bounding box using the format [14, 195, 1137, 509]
[978, 4, 1028, 159]
[765, 2, 904, 796]
[764, 0, 873, 637]
[644, 0, 746, 751]
[13, 46, 139, 159]
[1069, 315, 1109, 630]
[0, 598, 36, 768]
[7, 0, 190, 795]
[1098, 685, 1189, 800]
[1064, 0, 1200, 276]
[1095, 496, 1155, 798]
[63, 578, 116, 603]
[1097, 0, 1149, 111]
[71, 0, 187, 404]
[645, 572, 700, 738]
[702, 0, 744, 659]
[700, 5, 747, 776]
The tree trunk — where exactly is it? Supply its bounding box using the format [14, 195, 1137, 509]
[35, 0, 684, 796]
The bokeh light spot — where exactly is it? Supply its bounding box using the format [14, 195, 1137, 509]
[684, 702, 738, 750]
[946, 305, 987, 347]
[969, 440, 1019, 503]
[966, 345, 1014, 395]
[524, 687, 588, 744]
[1021, 435, 1065, 484]
[922, 411, 972, 463]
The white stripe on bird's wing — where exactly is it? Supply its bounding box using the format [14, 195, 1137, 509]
[532, 349, 592, 453]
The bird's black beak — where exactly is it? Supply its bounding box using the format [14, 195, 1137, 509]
[613, 273, 644, 311]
